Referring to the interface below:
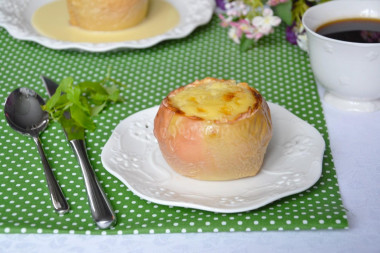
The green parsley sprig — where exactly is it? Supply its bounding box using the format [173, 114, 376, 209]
[42, 76, 124, 140]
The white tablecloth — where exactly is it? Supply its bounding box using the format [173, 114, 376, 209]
[1, 87, 379, 253]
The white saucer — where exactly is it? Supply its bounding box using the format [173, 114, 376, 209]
[324, 91, 380, 113]
[101, 103, 325, 213]
[0, 0, 215, 52]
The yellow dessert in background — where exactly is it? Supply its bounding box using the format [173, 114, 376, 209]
[32, 0, 180, 43]
[66, 0, 149, 31]
[154, 78, 273, 181]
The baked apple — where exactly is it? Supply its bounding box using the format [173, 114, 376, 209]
[66, 0, 149, 31]
[153, 78, 272, 181]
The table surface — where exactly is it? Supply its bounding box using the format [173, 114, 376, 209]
[1, 91, 379, 253]
[1, 3, 380, 252]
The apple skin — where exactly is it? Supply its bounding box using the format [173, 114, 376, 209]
[153, 78, 272, 181]
[67, 0, 149, 31]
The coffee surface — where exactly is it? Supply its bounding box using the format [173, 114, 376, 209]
[316, 18, 380, 43]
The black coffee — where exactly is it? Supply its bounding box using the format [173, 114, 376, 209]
[316, 18, 380, 43]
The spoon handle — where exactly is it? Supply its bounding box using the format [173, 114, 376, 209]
[69, 139, 116, 229]
[33, 136, 70, 214]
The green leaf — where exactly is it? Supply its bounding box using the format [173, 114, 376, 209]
[90, 92, 109, 103]
[42, 77, 72, 111]
[42, 75, 124, 141]
[273, 1, 293, 26]
[68, 85, 90, 113]
[70, 104, 96, 131]
[240, 34, 255, 52]
[78, 81, 108, 94]
[60, 116, 85, 140]
[106, 85, 122, 102]
[90, 103, 107, 117]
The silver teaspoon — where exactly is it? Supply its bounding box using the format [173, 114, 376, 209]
[4, 87, 69, 214]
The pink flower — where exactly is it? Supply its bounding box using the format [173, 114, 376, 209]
[236, 20, 258, 41]
[237, 19, 252, 32]
[218, 1, 283, 46]
[248, 31, 264, 42]
[218, 13, 232, 27]
[267, 0, 289, 7]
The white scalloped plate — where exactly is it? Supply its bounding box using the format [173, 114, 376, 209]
[101, 103, 325, 213]
[0, 0, 215, 52]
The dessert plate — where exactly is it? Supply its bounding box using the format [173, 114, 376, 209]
[0, 0, 215, 52]
[101, 103, 325, 213]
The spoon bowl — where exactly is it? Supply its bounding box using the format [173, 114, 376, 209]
[5, 87, 49, 137]
[4, 87, 69, 214]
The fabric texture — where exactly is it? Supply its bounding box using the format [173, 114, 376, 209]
[0, 16, 348, 235]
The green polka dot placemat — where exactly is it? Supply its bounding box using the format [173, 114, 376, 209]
[0, 16, 348, 235]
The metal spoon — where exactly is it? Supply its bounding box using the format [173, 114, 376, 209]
[4, 87, 69, 214]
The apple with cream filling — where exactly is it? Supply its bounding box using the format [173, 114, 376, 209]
[154, 78, 272, 181]
[66, 0, 149, 31]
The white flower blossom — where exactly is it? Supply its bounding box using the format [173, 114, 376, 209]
[252, 8, 281, 35]
[225, 0, 251, 17]
[228, 26, 241, 44]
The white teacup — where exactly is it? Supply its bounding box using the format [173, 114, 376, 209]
[302, 0, 380, 112]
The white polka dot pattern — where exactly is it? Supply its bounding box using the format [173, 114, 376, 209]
[0, 16, 348, 235]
